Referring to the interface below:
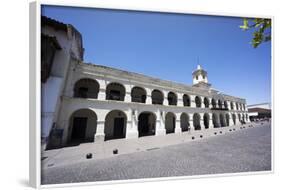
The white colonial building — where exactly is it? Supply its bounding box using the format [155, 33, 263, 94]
[41, 16, 249, 149]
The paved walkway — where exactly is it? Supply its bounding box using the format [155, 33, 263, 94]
[41, 122, 271, 185]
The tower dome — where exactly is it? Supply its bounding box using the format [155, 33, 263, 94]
[192, 65, 211, 88]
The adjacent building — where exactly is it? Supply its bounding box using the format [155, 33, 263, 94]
[41, 16, 249, 150]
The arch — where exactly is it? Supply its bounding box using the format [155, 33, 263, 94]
[104, 110, 127, 140]
[68, 108, 97, 144]
[236, 102, 239, 110]
[204, 97, 210, 108]
[152, 89, 164, 105]
[195, 96, 202, 108]
[224, 101, 228, 109]
[106, 82, 126, 101]
[242, 114, 245, 123]
[231, 102, 234, 110]
[203, 113, 210, 129]
[183, 94, 191, 107]
[218, 100, 223, 109]
[131, 86, 146, 103]
[226, 114, 230, 126]
[180, 113, 190, 132]
[219, 113, 226, 127]
[238, 113, 241, 123]
[193, 113, 201, 130]
[138, 112, 156, 137]
[73, 78, 100, 99]
[168, 91, 177, 105]
[212, 113, 219, 128]
[212, 98, 217, 108]
[232, 114, 236, 125]
[165, 112, 176, 134]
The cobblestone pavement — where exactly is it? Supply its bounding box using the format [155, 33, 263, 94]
[42, 123, 271, 185]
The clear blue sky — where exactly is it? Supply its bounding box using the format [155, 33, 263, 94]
[42, 5, 271, 105]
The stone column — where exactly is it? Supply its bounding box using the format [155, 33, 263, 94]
[189, 113, 194, 132]
[156, 109, 166, 136]
[124, 92, 131, 102]
[97, 79, 106, 100]
[228, 113, 234, 126]
[95, 120, 105, 143]
[177, 93, 183, 107]
[190, 95, 196, 108]
[126, 108, 138, 139]
[209, 98, 213, 108]
[98, 89, 106, 100]
[175, 113, 182, 133]
[201, 96, 205, 108]
[209, 113, 214, 129]
[145, 88, 152, 104]
[163, 91, 169, 106]
[200, 113, 205, 130]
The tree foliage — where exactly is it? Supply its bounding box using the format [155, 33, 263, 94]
[240, 18, 271, 48]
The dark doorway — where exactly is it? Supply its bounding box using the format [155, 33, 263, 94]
[71, 117, 87, 142]
[138, 112, 156, 137]
[113, 118, 125, 138]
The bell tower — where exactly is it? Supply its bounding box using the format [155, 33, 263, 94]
[192, 65, 211, 88]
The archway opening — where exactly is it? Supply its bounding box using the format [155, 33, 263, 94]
[105, 110, 127, 140]
[195, 96, 202, 108]
[131, 86, 146, 103]
[68, 109, 97, 145]
[204, 97, 209, 108]
[220, 113, 226, 127]
[165, 112, 176, 134]
[231, 102, 234, 110]
[193, 113, 201, 130]
[168, 92, 177, 106]
[212, 99, 216, 108]
[106, 82, 125, 101]
[232, 114, 236, 125]
[212, 113, 219, 128]
[226, 114, 230, 126]
[152, 89, 164, 105]
[218, 100, 223, 109]
[180, 113, 189, 132]
[73, 78, 99, 99]
[183, 94, 191, 107]
[138, 112, 156, 137]
[203, 113, 209, 129]
[224, 101, 228, 109]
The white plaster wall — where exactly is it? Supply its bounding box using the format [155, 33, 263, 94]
[41, 76, 63, 138]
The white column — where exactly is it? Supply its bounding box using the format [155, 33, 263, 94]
[145, 88, 152, 104]
[126, 109, 138, 139]
[97, 79, 106, 100]
[175, 113, 182, 133]
[189, 113, 194, 132]
[209, 113, 214, 129]
[209, 98, 213, 108]
[156, 109, 166, 136]
[163, 91, 169, 106]
[95, 120, 105, 143]
[124, 92, 131, 102]
[200, 113, 205, 130]
[98, 89, 106, 100]
[177, 93, 183, 107]
[190, 95, 196, 107]
[229, 113, 234, 126]
[201, 96, 205, 108]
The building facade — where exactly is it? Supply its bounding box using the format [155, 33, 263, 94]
[42, 16, 249, 150]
